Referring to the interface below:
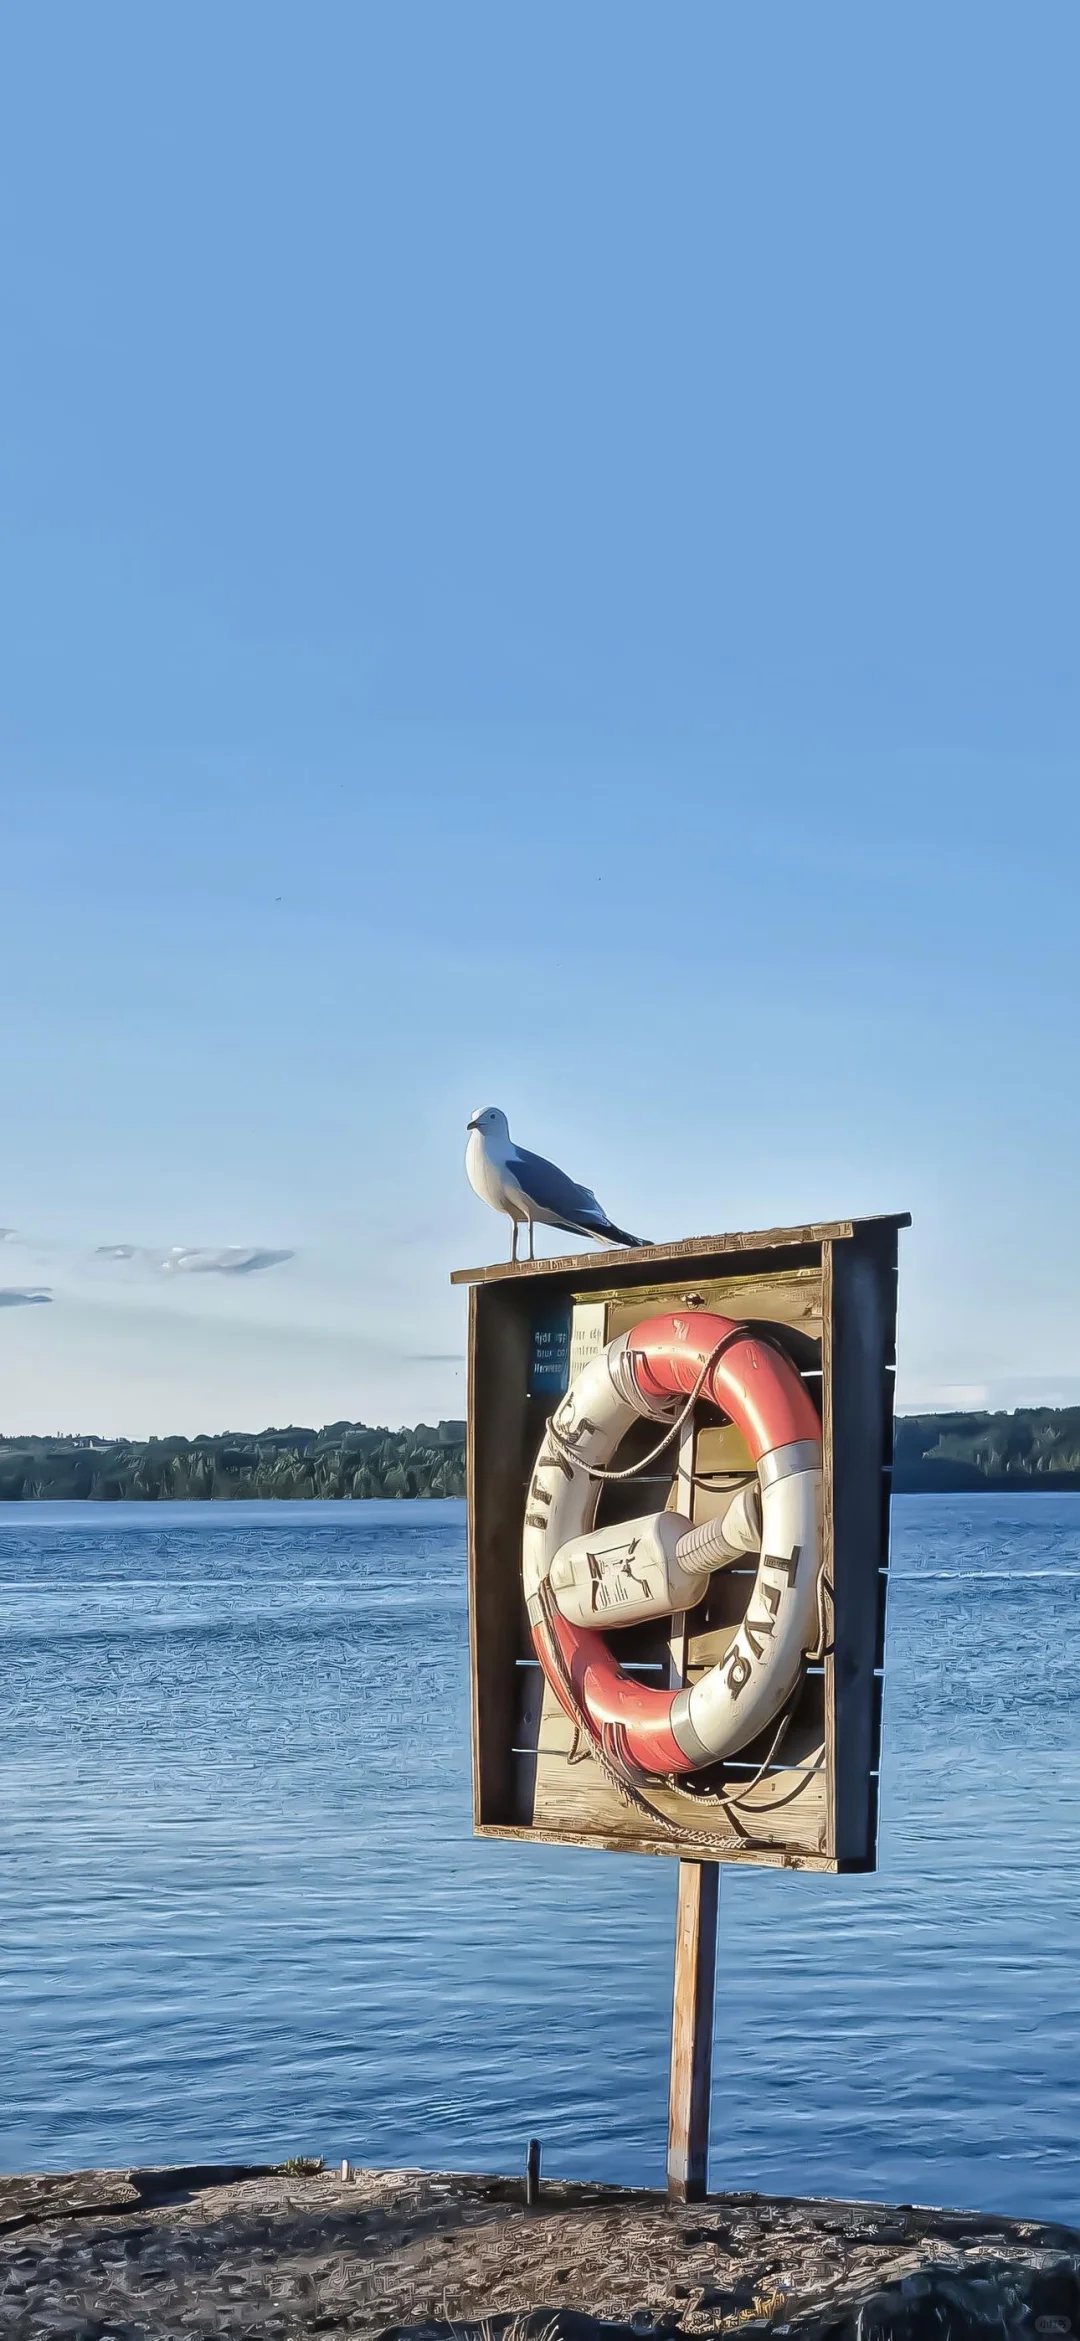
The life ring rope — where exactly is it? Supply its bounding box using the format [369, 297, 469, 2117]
[532, 1557, 832, 1844]
[533, 1571, 753, 1848]
[534, 1568, 812, 1842]
[543, 1330, 727, 1485]
[543, 1323, 801, 1486]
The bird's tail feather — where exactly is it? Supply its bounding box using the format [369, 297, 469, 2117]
[554, 1214, 650, 1250]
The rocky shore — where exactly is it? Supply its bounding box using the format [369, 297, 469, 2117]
[2, 2163, 1078, 2341]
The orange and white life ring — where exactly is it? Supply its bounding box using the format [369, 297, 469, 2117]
[522, 1310, 822, 1776]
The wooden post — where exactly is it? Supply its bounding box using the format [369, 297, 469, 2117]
[667, 1858, 719, 2201]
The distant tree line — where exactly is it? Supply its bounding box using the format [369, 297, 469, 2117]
[4, 1407, 1079, 1502]
[0, 1420, 467, 1502]
[893, 1409, 1080, 1490]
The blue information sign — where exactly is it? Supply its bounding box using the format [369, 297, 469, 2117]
[529, 1300, 572, 1398]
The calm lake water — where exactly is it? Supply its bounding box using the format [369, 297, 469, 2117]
[3, 1495, 1080, 2220]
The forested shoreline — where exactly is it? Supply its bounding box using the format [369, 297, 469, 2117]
[892, 1407, 1080, 1489]
[0, 1420, 467, 1501]
[2, 1405, 1080, 1500]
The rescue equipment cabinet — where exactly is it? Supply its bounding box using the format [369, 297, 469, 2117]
[451, 1213, 909, 1872]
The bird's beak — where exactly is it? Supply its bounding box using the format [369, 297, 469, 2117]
[466, 1117, 481, 1132]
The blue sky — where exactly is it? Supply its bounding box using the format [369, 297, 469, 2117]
[2, 3, 1078, 1437]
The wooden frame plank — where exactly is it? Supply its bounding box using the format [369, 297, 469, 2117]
[826, 1226, 899, 1867]
[821, 1242, 838, 1864]
[451, 1213, 908, 1287]
[479, 1822, 834, 1871]
[467, 1280, 533, 1828]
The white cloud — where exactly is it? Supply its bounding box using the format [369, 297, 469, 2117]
[160, 1246, 295, 1275]
[95, 1244, 294, 1277]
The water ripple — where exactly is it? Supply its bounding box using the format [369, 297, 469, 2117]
[2, 1494, 1080, 2222]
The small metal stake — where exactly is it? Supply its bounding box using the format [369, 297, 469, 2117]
[525, 2136, 541, 2207]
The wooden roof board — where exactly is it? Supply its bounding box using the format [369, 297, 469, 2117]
[450, 1213, 910, 1288]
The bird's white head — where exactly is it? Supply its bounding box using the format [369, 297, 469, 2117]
[466, 1106, 511, 1144]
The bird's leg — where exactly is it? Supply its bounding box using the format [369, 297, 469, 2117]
[528, 1219, 535, 1261]
[511, 1219, 519, 1263]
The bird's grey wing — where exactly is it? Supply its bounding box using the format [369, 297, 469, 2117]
[507, 1146, 607, 1225]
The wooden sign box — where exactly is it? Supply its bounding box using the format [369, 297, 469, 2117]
[452, 1214, 908, 1874]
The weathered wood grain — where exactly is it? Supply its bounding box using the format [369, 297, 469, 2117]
[451, 1213, 909, 1287]
[605, 1268, 824, 1348]
[524, 1761, 826, 1852]
[487, 1818, 833, 1868]
[522, 1671, 827, 1854]
[668, 1860, 719, 2201]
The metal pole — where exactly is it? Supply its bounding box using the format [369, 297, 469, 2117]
[667, 1857, 719, 2201]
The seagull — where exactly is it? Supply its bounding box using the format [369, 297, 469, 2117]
[465, 1106, 649, 1261]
